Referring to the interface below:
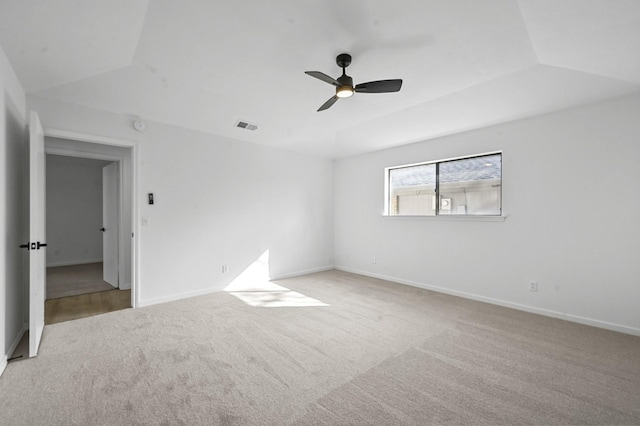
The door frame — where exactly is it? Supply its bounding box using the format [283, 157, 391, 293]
[43, 129, 139, 308]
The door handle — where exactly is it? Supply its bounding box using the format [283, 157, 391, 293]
[100, 227, 106, 232]
[22, 242, 47, 250]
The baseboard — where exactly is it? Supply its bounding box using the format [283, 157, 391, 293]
[139, 265, 336, 308]
[1, 322, 28, 377]
[270, 265, 334, 281]
[335, 266, 640, 337]
[138, 286, 220, 308]
[46, 258, 103, 268]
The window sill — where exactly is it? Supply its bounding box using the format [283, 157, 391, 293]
[382, 214, 506, 222]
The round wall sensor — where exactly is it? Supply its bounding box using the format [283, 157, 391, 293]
[133, 120, 147, 132]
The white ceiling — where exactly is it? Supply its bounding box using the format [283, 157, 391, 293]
[1, 0, 639, 158]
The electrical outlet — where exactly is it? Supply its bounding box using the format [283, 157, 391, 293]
[372, 257, 376, 264]
[222, 264, 228, 274]
[529, 281, 538, 292]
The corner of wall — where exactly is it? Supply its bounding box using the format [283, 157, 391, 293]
[0, 45, 26, 120]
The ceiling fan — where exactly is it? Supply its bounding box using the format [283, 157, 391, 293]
[305, 53, 403, 112]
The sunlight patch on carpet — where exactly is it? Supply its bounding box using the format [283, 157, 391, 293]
[228, 290, 329, 308]
[224, 250, 329, 308]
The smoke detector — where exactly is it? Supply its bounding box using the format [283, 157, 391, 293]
[235, 120, 258, 131]
[133, 120, 147, 132]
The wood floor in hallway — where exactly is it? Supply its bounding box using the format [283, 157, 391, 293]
[45, 289, 131, 325]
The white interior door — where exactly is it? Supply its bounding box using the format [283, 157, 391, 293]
[102, 162, 119, 287]
[29, 111, 46, 357]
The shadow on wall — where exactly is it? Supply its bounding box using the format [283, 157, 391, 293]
[224, 250, 328, 308]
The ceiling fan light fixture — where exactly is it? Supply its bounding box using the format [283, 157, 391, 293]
[336, 86, 354, 98]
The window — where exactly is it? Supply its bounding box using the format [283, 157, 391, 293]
[386, 153, 502, 216]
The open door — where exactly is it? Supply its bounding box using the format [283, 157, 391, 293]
[102, 162, 119, 287]
[28, 111, 46, 357]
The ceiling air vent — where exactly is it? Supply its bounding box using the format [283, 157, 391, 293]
[235, 120, 258, 131]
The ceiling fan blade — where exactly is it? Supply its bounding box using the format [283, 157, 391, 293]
[305, 71, 340, 87]
[317, 95, 339, 112]
[355, 79, 403, 93]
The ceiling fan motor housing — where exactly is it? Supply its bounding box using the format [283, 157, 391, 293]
[337, 75, 353, 86]
[336, 74, 354, 97]
[336, 54, 354, 97]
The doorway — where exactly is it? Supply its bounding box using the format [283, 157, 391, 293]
[43, 134, 137, 323]
[44, 154, 130, 323]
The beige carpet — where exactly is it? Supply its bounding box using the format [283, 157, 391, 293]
[1, 270, 639, 425]
[46, 262, 115, 299]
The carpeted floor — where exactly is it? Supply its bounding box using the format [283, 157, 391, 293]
[47, 262, 115, 299]
[1, 270, 639, 425]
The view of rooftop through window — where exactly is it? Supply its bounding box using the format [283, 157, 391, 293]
[387, 153, 502, 216]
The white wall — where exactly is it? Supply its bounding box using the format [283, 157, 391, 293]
[0, 46, 26, 375]
[29, 97, 335, 307]
[334, 94, 640, 335]
[137, 123, 334, 305]
[28, 93, 639, 336]
[46, 154, 111, 267]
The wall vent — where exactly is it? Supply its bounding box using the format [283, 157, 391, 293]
[235, 120, 258, 131]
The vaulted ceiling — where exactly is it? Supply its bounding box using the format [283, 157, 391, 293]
[1, 0, 639, 158]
